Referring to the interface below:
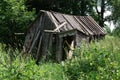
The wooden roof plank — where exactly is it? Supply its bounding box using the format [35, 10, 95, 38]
[77, 16, 95, 35]
[52, 12, 72, 31]
[73, 16, 93, 35]
[62, 14, 85, 33]
[88, 16, 105, 34]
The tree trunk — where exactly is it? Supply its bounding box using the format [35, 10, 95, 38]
[99, 0, 105, 28]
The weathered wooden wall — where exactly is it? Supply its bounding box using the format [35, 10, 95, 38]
[75, 31, 89, 47]
[23, 10, 106, 63]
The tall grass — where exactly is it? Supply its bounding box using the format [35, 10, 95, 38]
[64, 36, 120, 80]
[0, 36, 120, 80]
[0, 46, 68, 80]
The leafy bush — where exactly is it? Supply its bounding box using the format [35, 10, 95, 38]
[63, 36, 120, 80]
[112, 26, 120, 37]
[0, 36, 120, 80]
[0, 0, 35, 49]
[0, 46, 68, 80]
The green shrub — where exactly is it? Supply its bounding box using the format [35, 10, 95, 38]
[0, 46, 68, 80]
[63, 36, 120, 80]
[0, 36, 120, 80]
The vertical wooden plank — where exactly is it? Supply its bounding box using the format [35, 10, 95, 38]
[55, 35, 63, 62]
[68, 40, 74, 59]
[36, 32, 53, 63]
[36, 33, 44, 64]
[40, 32, 52, 60]
[23, 15, 43, 53]
[28, 30, 41, 54]
[41, 33, 49, 59]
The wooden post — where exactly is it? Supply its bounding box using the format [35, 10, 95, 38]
[68, 40, 74, 59]
[28, 30, 41, 54]
[55, 35, 63, 62]
[36, 33, 43, 64]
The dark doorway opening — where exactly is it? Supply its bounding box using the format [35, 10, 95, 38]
[62, 35, 74, 60]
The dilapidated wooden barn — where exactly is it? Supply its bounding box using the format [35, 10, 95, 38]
[23, 10, 106, 63]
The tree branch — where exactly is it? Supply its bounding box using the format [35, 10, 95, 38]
[105, 0, 111, 5]
[94, 0, 101, 16]
[95, 5, 101, 16]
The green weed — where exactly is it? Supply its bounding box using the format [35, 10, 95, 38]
[64, 36, 120, 80]
[0, 36, 120, 80]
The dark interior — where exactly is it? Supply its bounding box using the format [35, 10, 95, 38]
[62, 35, 74, 60]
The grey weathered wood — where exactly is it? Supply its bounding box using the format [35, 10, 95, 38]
[53, 22, 67, 31]
[41, 32, 51, 60]
[28, 30, 41, 54]
[25, 16, 43, 53]
[47, 12, 60, 32]
[88, 16, 105, 34]
[52, 13, 69, 31]
[85, 17, 101, 35]
[62, 14, 74, 30]
[63, 15, 84, 33]
[79, 17, 95, 35]
[55, 35, 63, 62]
[44, 30, 55, 33]
[23, 10, 106, 62]
[36, 33, 43, 62]
[14, 33, 24, 35]
[32, 16, 43, 44]
[68, 40, 74, 59]
[74, 16, 93, 35]
[44, 22, 67, 32]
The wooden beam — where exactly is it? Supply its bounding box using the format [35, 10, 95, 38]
[28, 30, 41, 54]
[14, 33, 24, 35]
[53, 22, 67, 32]
[47, 12, 60, 32]
[55, 36, 63, 62]
[44, 30, 55, 33]
[44, 21, 67, 33]
[36, 34, 43, 63]
[68, 40, 74, 59]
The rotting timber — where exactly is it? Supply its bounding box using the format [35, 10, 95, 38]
[22, 10, 106, 64]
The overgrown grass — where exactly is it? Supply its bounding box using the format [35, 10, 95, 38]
[0, 48, 68, 80]
[64, 36, 120, 80]
[0, 36, 120, 80]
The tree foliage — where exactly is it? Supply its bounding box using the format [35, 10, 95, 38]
[110, 0, 120, 36]
[111, 0, 120, 23]
[94, 0, 112, 27]
[0, 0, 120, 48]
[0, 0, 35, 49]
[26, 0, 95, 16]
[26, 0, 113, 28]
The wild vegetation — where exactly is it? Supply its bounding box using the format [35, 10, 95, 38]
[0, 0, 120, 80]
[0, 36, 120, 80]
[0, 0, 120, 48]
